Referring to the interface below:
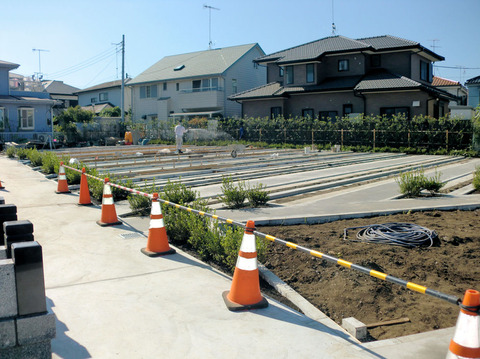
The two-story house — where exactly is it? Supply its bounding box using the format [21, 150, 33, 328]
[230, 35, 457, 120]
[76, 79, 131, 115]
[42, 80, 79, 117]
[128, 43, 265, 122]
[0, 60, 55, 143]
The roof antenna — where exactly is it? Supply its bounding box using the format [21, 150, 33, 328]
[204, 4, 220, 49]
[331, 0, 337, 36]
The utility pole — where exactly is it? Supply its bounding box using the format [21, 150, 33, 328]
[331, 0, 337, 35]
[203, 4, 220, 49]
[121, 34, 125, 124]
[32, 48, 49, 81]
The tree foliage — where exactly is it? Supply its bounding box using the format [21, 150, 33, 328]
[54, 106, 94, 142]
[99, 106, 121, 117]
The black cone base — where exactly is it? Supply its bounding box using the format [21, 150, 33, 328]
[141, 247, 176, 257]
[222, 291, 268, 312]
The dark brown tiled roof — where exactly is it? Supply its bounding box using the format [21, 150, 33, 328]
[354, 71, 420, 91]
[466, 76, 480, 85]
[256, 35, 443, 65]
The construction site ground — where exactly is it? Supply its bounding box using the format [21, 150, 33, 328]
[2, 144, 480, 358]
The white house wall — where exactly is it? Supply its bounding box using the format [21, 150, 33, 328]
[78, 87, 131, 110]
[224, 46, 266, 117]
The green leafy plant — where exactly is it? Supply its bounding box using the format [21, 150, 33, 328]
[41, 152, 59, 174]
[473, 166, 480, 191]
[219, 176, 247, 208]
[422, 170, 444, 195]
[6, 147, 16, 158]
[396, 168, 444, 197]
[26, 148, 43, 167]
[246, 182, 270, 207]
[16, 148, 28, 160]
[396, 169, 426, 197]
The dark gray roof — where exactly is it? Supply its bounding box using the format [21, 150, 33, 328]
[229, 82, 283, 100]
[76, 79, 130, 93]
[230, 70, 456, 101]
[466, 76, 480, 85]
[256, 35, 443, 65]
[0, 60, 19, 70]
[42, 80, 79, 95]
[354, 71, 420, 91]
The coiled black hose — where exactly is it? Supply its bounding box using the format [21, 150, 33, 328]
[344, 222, 437, 248]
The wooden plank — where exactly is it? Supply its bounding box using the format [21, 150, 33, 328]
[366, 317, 410, 328]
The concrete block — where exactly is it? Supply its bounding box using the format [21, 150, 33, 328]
[0, 245, 6, 260]
[3, 220, 34, 236]
[0, 197, 4, 205]
[342, 317, 367, 340]
[16, 310, 56, 345]
[11, 242, 46, 316]
[0, 340, 51, 359]
[4, 234, 34, 259]
[0, 205, 16, 216]
[0, 319, 16, 348]
[0, 259, 17, 319]
[0, 213, 17, 240]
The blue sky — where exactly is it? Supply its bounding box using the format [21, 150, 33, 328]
[2, 0, 479, 89]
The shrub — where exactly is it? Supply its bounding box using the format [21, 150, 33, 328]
[6, 147, 16, 158]
[474, 166, 480, 191]
[396, 168, 443, 197]
[26, 148, 43, 167]
[16, 148, 28, 160]
[41, 152, 59, 174]
[219, 176, 247, 208]
[127, 179, 162, 214]
[246, 182, 270, 207]
[422, 170, 444, 195]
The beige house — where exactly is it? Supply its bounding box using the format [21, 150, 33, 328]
[128, 43, 265, 123]
[230, 35, 458, 120]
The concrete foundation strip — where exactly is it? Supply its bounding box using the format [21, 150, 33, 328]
[61, 164, 464, 309]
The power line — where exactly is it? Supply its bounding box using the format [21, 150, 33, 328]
[434, 65, 480, 70]
[45, 48, 117, 79]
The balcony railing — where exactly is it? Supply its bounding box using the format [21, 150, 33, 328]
[180, 87, 224, 94]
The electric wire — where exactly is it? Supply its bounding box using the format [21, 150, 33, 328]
[344, 222, 437, 248]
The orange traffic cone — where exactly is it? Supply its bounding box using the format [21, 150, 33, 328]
[141, 193, 175, 257]
[222, 220, 268, 311]
[96, 178, 122, 227]
[78, 168, 92, 206]
[55, 162, 70, 194]
[0, 178, 4, 189]
[447, 289, 480, 359]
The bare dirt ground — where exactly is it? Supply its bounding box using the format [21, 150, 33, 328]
[258, 208, 480, 341]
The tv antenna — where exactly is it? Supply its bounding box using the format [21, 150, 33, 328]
[331, 0, 337, 35]
[429, 39, 441, 52]
[204, 4, 220, 49]
[32, 48, 49, 81]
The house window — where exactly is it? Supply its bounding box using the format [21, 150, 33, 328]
[140, 85, 157, 98]
[306, 64, 315, 83]
[176, 83, 179, 91]
[163, 82, 167, 91]
[338, 59, 349, 72]
[91, 97, 97, 103]
[302, 108, 314, 118]
[271, 107, 282, 119]
[319, 111, 338, 121]
[0, 107, 5, 129]
[370, 55, 381, 67]
[420, 61, 431, 82]
[211, 78, 218, 90]
[18, 108, 34, 130]
[286, 66, 294, 84]
[380, 107, 410, 119]
[232, 79, 237, 94]
[279, 67, 284, 77]
[99, 92, 108, 102]
[202, 78, 210, 90]
[343, 104, 353, 116]
[192, 80, 201, 92]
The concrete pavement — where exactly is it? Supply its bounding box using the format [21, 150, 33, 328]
[0, 156, 381, 358]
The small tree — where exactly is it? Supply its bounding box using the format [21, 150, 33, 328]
[54, 106, 94, 144]
[99, 106, 121, 117]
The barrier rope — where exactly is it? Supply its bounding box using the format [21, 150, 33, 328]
[61, 163, 462, 307]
